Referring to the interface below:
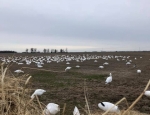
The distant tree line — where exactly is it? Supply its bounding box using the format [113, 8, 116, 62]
[0, 51, 17, 53]
[24, 48, 68, 53]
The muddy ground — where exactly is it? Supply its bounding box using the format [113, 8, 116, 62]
[1, 51, 150, 114]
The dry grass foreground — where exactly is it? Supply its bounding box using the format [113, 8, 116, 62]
[0, 62, 149, 115]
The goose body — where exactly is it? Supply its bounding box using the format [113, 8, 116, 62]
[105, 73, 112, 84]
[65, 67, 71, 71]
[144, 91, 150, 97]
[73, 106, 80, 115]
[137, 69, 141, 73]
[98, 102, 120, 113]
[31, 89, 46, 99]
[44, 103, 60, 115]
[99, 66, 104, 69]
[76, 65, 80, 68]
[14, 69, 24, 73]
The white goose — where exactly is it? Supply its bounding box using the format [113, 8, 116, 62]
[98, 102, 120, 113]
[65, 67, 71, 71]
[14, 69, 24, 73]
[144, 91, 150, 97]
[44, 103, 60, 115]
[73, 106, 80, 115]
[31, 89, 46, 99]
[105, 73, 112, 84]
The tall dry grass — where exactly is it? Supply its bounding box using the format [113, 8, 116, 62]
[0, 62, 45, 115]
[0, 62, 149, 115]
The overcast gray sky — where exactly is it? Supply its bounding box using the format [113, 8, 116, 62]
[0, 0, 150, 52]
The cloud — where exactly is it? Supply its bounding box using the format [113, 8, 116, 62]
[0, 0, 150, 51]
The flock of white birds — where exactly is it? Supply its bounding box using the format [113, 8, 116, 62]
[0, 54, 149, 114]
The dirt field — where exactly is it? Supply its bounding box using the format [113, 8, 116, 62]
[1, 51, 150, 115]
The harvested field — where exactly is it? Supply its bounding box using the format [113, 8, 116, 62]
[0, 51, 150, 115]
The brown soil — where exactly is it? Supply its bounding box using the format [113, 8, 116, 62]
[1, 51, 150, 115]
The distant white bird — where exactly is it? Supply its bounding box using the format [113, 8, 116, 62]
[98, 102, 120, 113]
[31, 89, 46, 99]
[94, 60, 98, 62]
[73, 106, 80, 115]
[103, 62, 109, 65]
[65, 67, 71, 71]
[76, 65, 80, 68]
[44, 103, 60, 115]
[37, 64, 43, 68]
[117, 59, 120, 61]
[105, 73, 112, 84]
[99, 66, 104, 69]
[18, 62, 24, 65]
[14, 69, 24, 73]
[66, 62, 70, 64]
[144, 91, 150, 97]
[126, 62, 131, 65]
[137, 69, 141, 76]
[137, 69, 141, 73]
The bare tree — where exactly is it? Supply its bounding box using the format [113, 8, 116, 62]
[54, 49, 57, 53]
[47, 49, 49, 53]
[51, 49, 54, 53]
[60, 49, 62, 53]
[43, 48, 47, 53]
[30, 48, 34, 53]
[66, 48, 68, 53]
[26, 48, 28, 53]
[34, 48, 37, 53]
